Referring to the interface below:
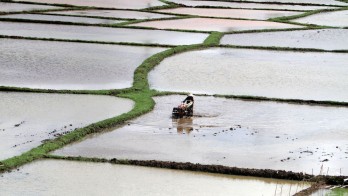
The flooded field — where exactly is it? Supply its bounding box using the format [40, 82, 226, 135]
[228, 0, 347, 6]
[311, 188, 348, 195]
[157, 8, 301, 20]
[0, 38, 166, 90]
[167, 0, 332, 11]
[221, 29, 348, 50]
[53, 95, 348, 175]
[293, 10, 348, 27]
[0, 2, 60, 12]
[48, 9, 174, 20]
[0, 159, 310, 195]
[0, 14, 126, 25]
[12, 0, 165, 9]
[149, 48, 348, 102]
[0, 21, 207, 45]
[130, 18, 301, 32]
[0, 92, 133, 160]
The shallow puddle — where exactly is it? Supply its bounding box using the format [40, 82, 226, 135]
[149, 48, 348, 102]
[0, 92, 134, 161]
[0, 2, 60, 12]
[12, 0, 165, 9]
[53, 95, 348, 175]
[221, 29, 348, 50]
[0, 14, 126, 24]
[130, 18, 301, 32]
[0, 21, 207, 45]
[48, 9, 175, 20]
[293, 10, 348, 27]
[0, 159, 310, 195]
[158, 8, 302, 20]
[0, 38, 166, 90]
[167, 0, 332, 11]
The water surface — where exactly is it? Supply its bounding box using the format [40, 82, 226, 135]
[224, 0, 347, 6]
[0, 2, 60, 12]
[12, 0, 165, 9]
[0, 159, 310, 196]
[48, 9, 175, 20]
[0, 14, 126, 24]
[130, 18, 301, 32]
[293, 10, 348, 27]
[221, 29, 348, 50]
[149, 48, 348, 102]
[0, 92, 134, 160]
[0, 21, 207, 45]
[167, 0, 332, 11]
[0, 39, 166, 90]
[53, 95, 348, 175]
[158, 8, 302, 20]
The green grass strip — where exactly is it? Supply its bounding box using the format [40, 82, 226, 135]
[269, 8, 344, 22]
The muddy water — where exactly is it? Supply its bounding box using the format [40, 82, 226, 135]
[12, 0, 165, 9]
[48, 9, 175, 20]
[0, 14, 126, 24]
[0, 21, 207, 45]
[293, 10, 348, 27]
[54, 95, 348, 176]
[167, 0, 332, 11]
[158, 8, 302, 20]
[0, 2, 60, 12]
[221, 29, 348, 50]
[149, 48, 348, 102]
[130, 18, 301, 32]
[0, 92, 134, 160]
[0, 39, 166, 90]
[0, 159, 310, 195]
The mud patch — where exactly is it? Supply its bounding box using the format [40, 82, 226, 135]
[0, 14, 126, 25]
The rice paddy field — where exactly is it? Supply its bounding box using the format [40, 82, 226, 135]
[1, 0, 348, 195]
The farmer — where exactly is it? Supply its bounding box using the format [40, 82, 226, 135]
[182, 93, 194, 110]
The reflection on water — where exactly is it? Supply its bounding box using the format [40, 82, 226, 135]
[293, 10, 348, 27]
[0, 159, 311, 196]
[0, 92, 134, 160]
[130, 17, 301, 32]
[221, 29, 348, 50]
[173, 118, 193, 134]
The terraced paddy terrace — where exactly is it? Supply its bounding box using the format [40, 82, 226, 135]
[1, 0, 347, 195]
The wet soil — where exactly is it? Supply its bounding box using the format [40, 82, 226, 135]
[0, 159, 310, 195]
[0, 92, 134, 160]
[0, 21, 208, 45]
[130, 17, 301, 32]
[221, 29, 348, 50]
[0, 14, 126, 25]
[0, 38, 166, 90]
[149, 48, 348, 102]
[53, 95, 348, 175]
